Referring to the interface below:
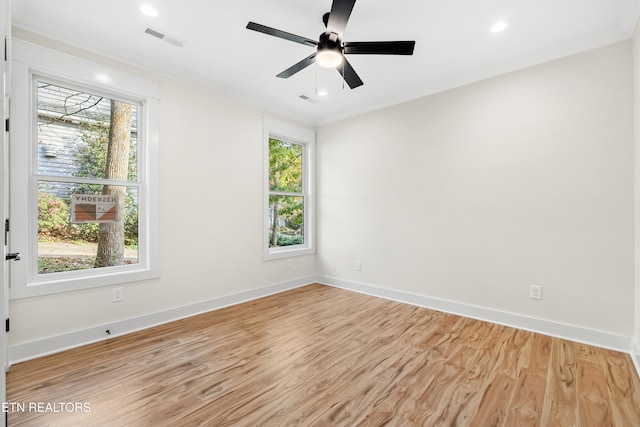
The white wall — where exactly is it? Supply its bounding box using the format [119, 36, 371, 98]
[9, 30, 637, 357]
[9, 30, 316, 348]
[317, 41, 634, 336]
[634, 21, 640, 353]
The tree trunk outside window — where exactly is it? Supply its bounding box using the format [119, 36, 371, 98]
[95, 100, 132, 267]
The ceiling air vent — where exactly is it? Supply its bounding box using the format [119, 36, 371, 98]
[144, 27, 164, 39]
[298, 94, 317, 103]
[144, 27, 185, 47]
[163, 37, 184, 47]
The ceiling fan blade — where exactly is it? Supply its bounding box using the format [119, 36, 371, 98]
[326, 0, 357, 36]
[246, 22, 318, 47]
[276, 53, 317, 79]
[336, 57, 363, 89]
[343, 41, 415, 55]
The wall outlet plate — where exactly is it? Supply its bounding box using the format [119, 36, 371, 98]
[112, 287, 124, 302]
[530, 285, 542, 300]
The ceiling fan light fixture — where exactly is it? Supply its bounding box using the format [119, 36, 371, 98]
[316, 48, 343, 68]
[246, 0, 416, 89]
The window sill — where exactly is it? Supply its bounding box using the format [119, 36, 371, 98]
[9, 266, 159, 300]
[263, 246, 315, 261]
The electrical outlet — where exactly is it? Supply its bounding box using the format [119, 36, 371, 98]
[530, 285, 542, 300]
[355, 260, 362, 271]
[286, 258, 293, 270]
[112, 287, 124, 302]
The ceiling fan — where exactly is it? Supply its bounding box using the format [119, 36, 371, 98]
[246, 0, 415, 89]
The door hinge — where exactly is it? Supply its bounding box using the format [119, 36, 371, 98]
[4, 118, 8, 132]
[4, 219, 8, 246]
[5, 318, 9, 333]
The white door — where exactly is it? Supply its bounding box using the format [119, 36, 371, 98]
[0, 0, 9, 425]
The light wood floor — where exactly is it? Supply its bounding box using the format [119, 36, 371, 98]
[7, 284, 640, 426]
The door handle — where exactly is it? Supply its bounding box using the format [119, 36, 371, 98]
[5, 253, 20, 261]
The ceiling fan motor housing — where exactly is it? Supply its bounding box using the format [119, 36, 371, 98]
[316, 32, 343, 68]
[318, 32, 341, 52]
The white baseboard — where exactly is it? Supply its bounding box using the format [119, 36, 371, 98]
[632, 339, 640, 378]
[317, 275, 635, 355]
[10, 274, 640, 382]
[9, 276, 316, 364]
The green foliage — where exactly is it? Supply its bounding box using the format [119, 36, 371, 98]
[73, 123, 139, 246]
[37, 191, 104, 243]
[268, 139, 304, 247]
[269, 138, 302, 192]
[76, 122, 137, 181]
[275, 234, 303, 246]
[37, 191, 70, 240]
[123, 209, 138, 246]
[38, 256, 95, 274]
[70, 221, 100, 243]
[75, 123, 110, 179]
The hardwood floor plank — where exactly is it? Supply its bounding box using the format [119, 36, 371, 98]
[414, 344, 485, 424]
[541, 339, 578, 426]
[505, 368, 546, 426]
[601, 349, 640, 424]
[529, 332, 553, 372]
[494, 327, 533, 379]
[577, 361, 614, 426]
[6, 284, 640, 426]
[576, 342, 602, 365]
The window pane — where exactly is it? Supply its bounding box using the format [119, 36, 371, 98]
[37, 81, 138, 181]
[268, 195, 304, 247]
[37, 181, 139, 274]
[269, 138, 302, 193]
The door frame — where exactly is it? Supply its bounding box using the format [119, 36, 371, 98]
[1, 0, 10, 425]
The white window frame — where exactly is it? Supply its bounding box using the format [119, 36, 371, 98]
[263, 117, 315, 260]
[9, 39, 160, 299]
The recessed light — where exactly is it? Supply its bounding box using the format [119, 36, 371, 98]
[95, 73, 111, 83]
[317, 89, 328, 97]
[490, 21, 508, 33]
[140, 4, 159, 17]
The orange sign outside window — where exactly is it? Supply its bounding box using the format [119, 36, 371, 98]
[70, 194, 119, 223]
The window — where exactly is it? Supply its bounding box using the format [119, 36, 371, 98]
[36, 80, 140, 274]
[263, 117, 315, 259]
[10, 40, 159, 299]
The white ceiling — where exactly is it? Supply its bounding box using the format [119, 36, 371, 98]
[11, 0, 640, 126]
